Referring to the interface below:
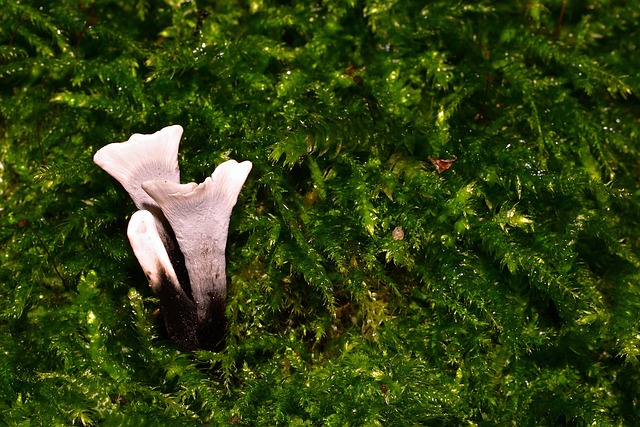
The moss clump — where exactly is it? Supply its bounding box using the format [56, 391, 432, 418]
[1, 0, 639, 425]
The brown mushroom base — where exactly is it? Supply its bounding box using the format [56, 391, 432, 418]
[154, 268, 226, 351]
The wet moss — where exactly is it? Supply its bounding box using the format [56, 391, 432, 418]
[1, 0, 639, 425]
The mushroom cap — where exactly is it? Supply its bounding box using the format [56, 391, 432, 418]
[93, 125, 183, 211]
[141, 160, 253, 244]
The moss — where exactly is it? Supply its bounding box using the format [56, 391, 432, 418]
[1, 0, 639, 424]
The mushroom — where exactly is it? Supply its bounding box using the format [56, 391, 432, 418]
[142, 160, 253, 341]
[93, 125, 190, 306]
[94, 126, 252, 350]
[127, 210, 200, 348]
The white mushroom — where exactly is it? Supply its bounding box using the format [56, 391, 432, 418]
[142, 160, 253, 325]
[94, 126, 252, 350]
[93, 124, 190, 293]
[127, 209, 202, 349]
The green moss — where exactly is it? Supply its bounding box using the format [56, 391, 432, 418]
[1, 0, 639, 424]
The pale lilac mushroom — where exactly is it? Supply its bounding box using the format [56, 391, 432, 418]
[94, 125, 252, 350]
[142, 160, 253, 341]
[127, 209, 200, 349]
[93, 125, 188, 282]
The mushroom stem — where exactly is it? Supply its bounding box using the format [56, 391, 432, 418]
[127, 210, 181, 294]
[127, 210, 201, 349]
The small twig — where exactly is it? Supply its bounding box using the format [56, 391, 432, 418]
[37, 123, 44, 164]
[552, 0, 567, 41]
[7, 15, 25, 48]
[194, 9, 210, 35]
[18, 218, 67, 287]
[353, 75, 380, 124]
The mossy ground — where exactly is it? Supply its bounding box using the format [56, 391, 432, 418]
[1, 1, 639, 425]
